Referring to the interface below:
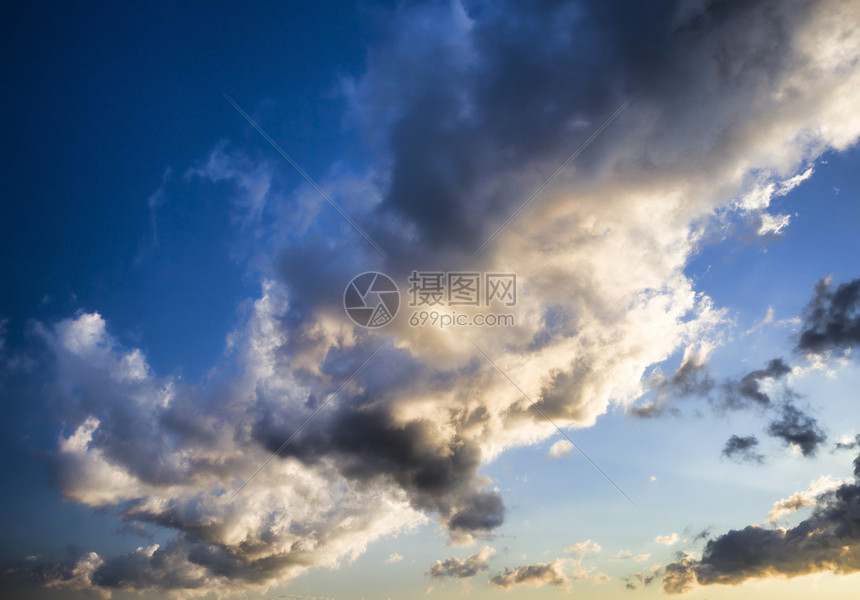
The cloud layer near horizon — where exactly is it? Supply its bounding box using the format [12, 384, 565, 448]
[662, 451, 860, 594]
[5, 0, 860, 596]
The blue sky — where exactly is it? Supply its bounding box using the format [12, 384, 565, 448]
[3, 1, 860, 599]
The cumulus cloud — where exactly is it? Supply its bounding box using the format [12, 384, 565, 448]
[564, 539, 601, 565]
[2, 306, 429, 597]
[546, 439, 573, 459]
[721, 435, 764, 464]
[8, 0, 860, 596]
[427, 546, 494, 579]
[655, 533, 680, 546]
[662, 451, 860, 593]
[2, 547, 107, 597]
[767, 402, 827, 456]
[632, 353, 795, 420]
[797, 277, 860, 355]
[488, 560, 569, 590]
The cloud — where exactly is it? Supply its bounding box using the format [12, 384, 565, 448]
[767, 475, 853, 524]
[757, 212, 792, 236]
[655, 533, 680, 546]
[662, 451, 860, 593]
[625, 565, 663, 590]
[488, 560, 568, 590]
[721, 435, 764, 464]
[611, 550, 651, 562]
[797, 277, 860, 355]
[722, 358, 791, 409]
[633, 353, 794, 419]
[8, 0, 860, 596]
[427, 546, 494, 579]
[564, 539, 601, 565]
[144, 167, 173, 251]
[385, 553, 403, 565]
[0, 317, 7, 354]
[546, 439, 573, 459]
[637, 353, 827, 462]
[1, 547, 107, 597]
[766, 402, 827, 456]
[631, 345, 714, 418]
[185, 141, 275, 232]
[2, 307, 429, 596]
[835, 434, 860, 451]
[662, 558, 697, 595]
[738, 167, 811, 236]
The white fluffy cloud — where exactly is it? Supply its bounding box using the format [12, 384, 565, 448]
[546, 439, 574, 459]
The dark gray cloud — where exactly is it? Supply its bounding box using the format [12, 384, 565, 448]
[722, 358, 791, 409]
[767, 402, 827, 456]
[662, 451, 860, 593]
[721, 435, 763, 463]
[1, 546, 95, 589]
[427, 546, 494, 579]
[636, 353, 830, 461]
[633, 355, 791, 419]
[489, 560, 568, 589]
[253, 385, 502, 532]
[797, 278, 860, 354]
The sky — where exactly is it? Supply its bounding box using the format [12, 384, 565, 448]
[2, 0, 860, 598]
